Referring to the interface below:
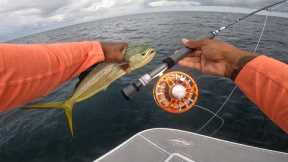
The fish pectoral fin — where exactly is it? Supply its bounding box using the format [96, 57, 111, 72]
[23, 101, 75, 137]
[119, 62, 130, 72]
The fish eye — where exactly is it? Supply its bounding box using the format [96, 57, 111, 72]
[142, 49, 154, 56]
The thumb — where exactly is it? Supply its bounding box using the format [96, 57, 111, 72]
[112, 43, 128, 63]
[119, 44, 128, 62]
[182, 38, 206, 49]
[119, 42, 129, 53]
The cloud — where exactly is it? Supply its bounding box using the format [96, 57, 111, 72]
[0, 0, 70, 15]
[149, 0, 201, 7]
[0, 0, 144, 41]
[85, 0, 116, 11]
[0, 0, 287, 41]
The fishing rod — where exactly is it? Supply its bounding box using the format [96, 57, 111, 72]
[122, 0, 287, 99]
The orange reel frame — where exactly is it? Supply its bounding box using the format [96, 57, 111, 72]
[153, 71, 199, 114]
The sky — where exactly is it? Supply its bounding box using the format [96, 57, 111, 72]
[0, 0, 287, 41]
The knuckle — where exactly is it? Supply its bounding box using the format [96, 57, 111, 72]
[122, 42, 128, 47]
[203, 39, 210, 44]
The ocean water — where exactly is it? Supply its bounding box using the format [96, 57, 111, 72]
[1, 12, 288, 162]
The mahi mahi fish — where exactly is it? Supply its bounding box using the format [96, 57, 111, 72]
[27, 45, 156, 136]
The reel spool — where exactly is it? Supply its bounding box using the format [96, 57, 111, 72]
[153, 71, 199, 114]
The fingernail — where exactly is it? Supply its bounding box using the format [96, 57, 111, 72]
[182, 38, 189, 44]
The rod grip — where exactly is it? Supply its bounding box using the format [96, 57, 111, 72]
[169, 48, 191, 63]
[165, 34, 214, 67]
[121, 34, 214, 100]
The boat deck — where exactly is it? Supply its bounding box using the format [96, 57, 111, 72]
[94, 128, 288, 162]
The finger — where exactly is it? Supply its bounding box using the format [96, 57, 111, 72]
[101, 42, 128, 52]
[116, 42, 129, 62]
[186, 50, 202, 57]
[119, 42, 128, 53]
[200, 53, 206, 73]
[179, 57, 201, 64]
[182, 38, 207, 49]
[178, 57, 201, 70]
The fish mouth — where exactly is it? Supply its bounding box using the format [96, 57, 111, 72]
[146, 48, 156, 60]
[143, 48, 156, 65]
[128, 47, 156, 71]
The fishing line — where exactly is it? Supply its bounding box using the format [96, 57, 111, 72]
[254, 13, 269, 54]
[122, 0, 288, 99]
[195, 105, 225, 129]
[194, 75, 226, 130]
[197, 86, 237, 134]
[120, 0, 287, 135]
[199, 7, 275, 136]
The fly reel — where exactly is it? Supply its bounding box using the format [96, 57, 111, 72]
[153, 71, 199, 114]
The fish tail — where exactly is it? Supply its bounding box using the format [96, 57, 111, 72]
[24, 100, 75, 136]
[26, 101, 66, 109]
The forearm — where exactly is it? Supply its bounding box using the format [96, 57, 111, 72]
[0, 41, 104, 111]
[234, 56, 288, 133]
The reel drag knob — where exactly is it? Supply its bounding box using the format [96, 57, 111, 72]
[171, 84, 186, 99]
[153, 71, 199, 114]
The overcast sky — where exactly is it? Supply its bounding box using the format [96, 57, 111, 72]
[0, 0, 287, 41]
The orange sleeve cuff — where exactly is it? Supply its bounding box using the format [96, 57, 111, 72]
[235, 55, 288, 133]
[0, 41, 104, 111]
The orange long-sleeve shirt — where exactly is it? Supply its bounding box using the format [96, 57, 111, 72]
[235, 56, 288, 133]
[0, 42, 287, 134]
[0, 42, 104, 111]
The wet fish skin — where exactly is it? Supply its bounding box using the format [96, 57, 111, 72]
[26, 45, 156, 136]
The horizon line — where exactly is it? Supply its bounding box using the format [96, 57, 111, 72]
[4, 6, 288, 42]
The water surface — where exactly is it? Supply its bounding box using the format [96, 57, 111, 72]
[1, 12, 288, 162]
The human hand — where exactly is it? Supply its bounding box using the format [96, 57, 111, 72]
[100, 42, 128, 63]
[178, 38, 256, 77]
